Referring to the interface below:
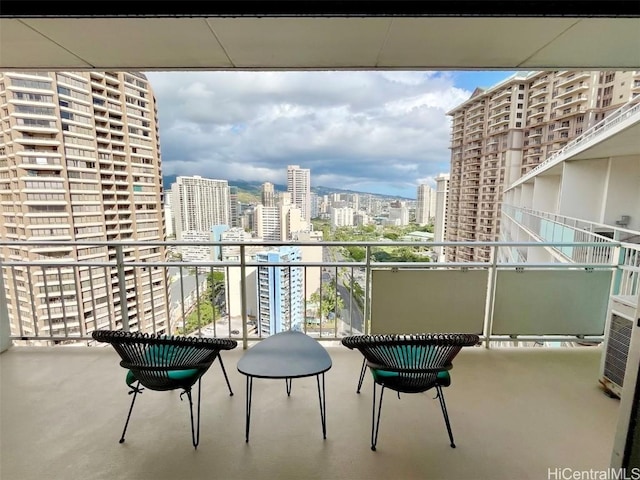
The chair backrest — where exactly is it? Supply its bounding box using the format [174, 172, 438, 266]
[342, 333, 479, 373]
[92, 330, 237, 390]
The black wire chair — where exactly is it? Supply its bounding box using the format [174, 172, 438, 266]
[342, 333, 479, 451]
[93, 330, 238, 449]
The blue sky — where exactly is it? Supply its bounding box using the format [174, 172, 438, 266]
[450, 71, 515, 92]
[147, 70, 516, 198]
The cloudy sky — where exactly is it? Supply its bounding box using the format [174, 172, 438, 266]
[146, 70, 513, 198]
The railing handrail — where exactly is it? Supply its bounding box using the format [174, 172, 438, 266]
[504, 204, 640, 240]
[0, 239, 621, 248]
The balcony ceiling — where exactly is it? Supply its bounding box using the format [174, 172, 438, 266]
[1, 1, 639, 70]
[571, 121, 640, 160]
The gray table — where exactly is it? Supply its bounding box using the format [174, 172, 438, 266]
[237, 330, 332, 442]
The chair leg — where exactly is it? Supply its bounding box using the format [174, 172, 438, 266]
[371, 382, 385, 451]
[217, 353, 234, 396]
[186, 378, 202, 449]
[435, 385, 456, 448]
[357, 357, 367, 394]
[120, 381, 142, 444]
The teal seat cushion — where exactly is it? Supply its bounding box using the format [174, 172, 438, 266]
[370, 344, 451, 387]
[371, 368, 451, 386]
[125, 344, 200, 386]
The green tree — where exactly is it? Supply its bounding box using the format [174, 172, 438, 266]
[178, 302, 219, 334]
[345, 245, 366, 262]
[309, 282, 345, 321]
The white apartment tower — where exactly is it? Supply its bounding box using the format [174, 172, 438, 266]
[433, 174, 450, 262]
[446, 70, 639, 262]
[287, 164, 311, 222]
[254, 203, 306, 241]
[171, 175, 230, 241]
[330, 206, 355, 228]
[0, 71, 168, 338]
[415, 183, 437, 225]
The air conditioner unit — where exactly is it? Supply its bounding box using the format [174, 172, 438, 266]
[600, 312, 634, 398]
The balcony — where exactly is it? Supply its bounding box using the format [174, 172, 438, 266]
[0, 342, 619, 480]
[555, 72, 591, 88]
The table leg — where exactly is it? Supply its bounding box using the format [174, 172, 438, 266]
[316, 373, 327, 439]
[285, 377, 292, 396]
[245, 376, 253, 442]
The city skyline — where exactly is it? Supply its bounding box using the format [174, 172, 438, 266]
[146, 70, 515, 198]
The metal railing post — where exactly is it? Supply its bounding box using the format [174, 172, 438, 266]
[240, 245, 248, 349]
[0, 260, 13, 352]
[115, 244, 130, 332]
[483, 245, 500, 349]
[363, 245, 372, 335]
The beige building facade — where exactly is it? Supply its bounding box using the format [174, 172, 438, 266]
[446, 70, 640, 262]
[0, 71, 168, 338]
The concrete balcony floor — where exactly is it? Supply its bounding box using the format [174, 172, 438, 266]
[0, 344, 619, 480]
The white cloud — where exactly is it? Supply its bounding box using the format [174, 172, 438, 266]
[146, 71, 473, 198]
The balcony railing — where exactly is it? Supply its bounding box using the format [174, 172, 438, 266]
[2, 238, 637, 349]
[502, 205, 640, 300]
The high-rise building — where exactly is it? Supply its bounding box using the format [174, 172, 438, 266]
[229, 186, 239, 227]
[256, 246, 304, 335]
[330, 206, 355, 228]
[415, 184, 436, 225]
[171, 175, 230, 239]
[388, 200, 409, 226]
[171, 176, 230, 262]
[0, 71, 168, 337]
[254, 203, 307, 241]
[287, 164, 311, 222]
[310, 192, 319, 219]
[261, 181, 275, 207]
[446, 70, 639, 262]
[433, 174, 450, 262]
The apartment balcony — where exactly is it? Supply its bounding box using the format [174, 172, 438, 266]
[555, 84, 589, 99]
[492, 117, 510, 128]
[560, 95, 588, 108]
[553, 106, 586, 121]
[489, 108, 508, 120]
[530, 97, 547, 107]
[555, 72, 591, 88]
[491, 87, 511, 101]
[529, 87, 547, 98]
[529, 108, 546, 119]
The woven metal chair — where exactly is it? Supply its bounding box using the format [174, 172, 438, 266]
[342, 333, 479, 451]
[93, 330, 238, 449]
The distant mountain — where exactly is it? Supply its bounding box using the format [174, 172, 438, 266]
[162, 175, 411, 201]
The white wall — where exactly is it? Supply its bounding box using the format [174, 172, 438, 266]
[558, 158, 608, 222]
[532, 175, 561, 213]
[505, 148, 524, 186]
[512, 185, 522, 207]
[227, 266, 257, 320]
[520, 183, 534, 209]
[603, 155, 640, 231]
